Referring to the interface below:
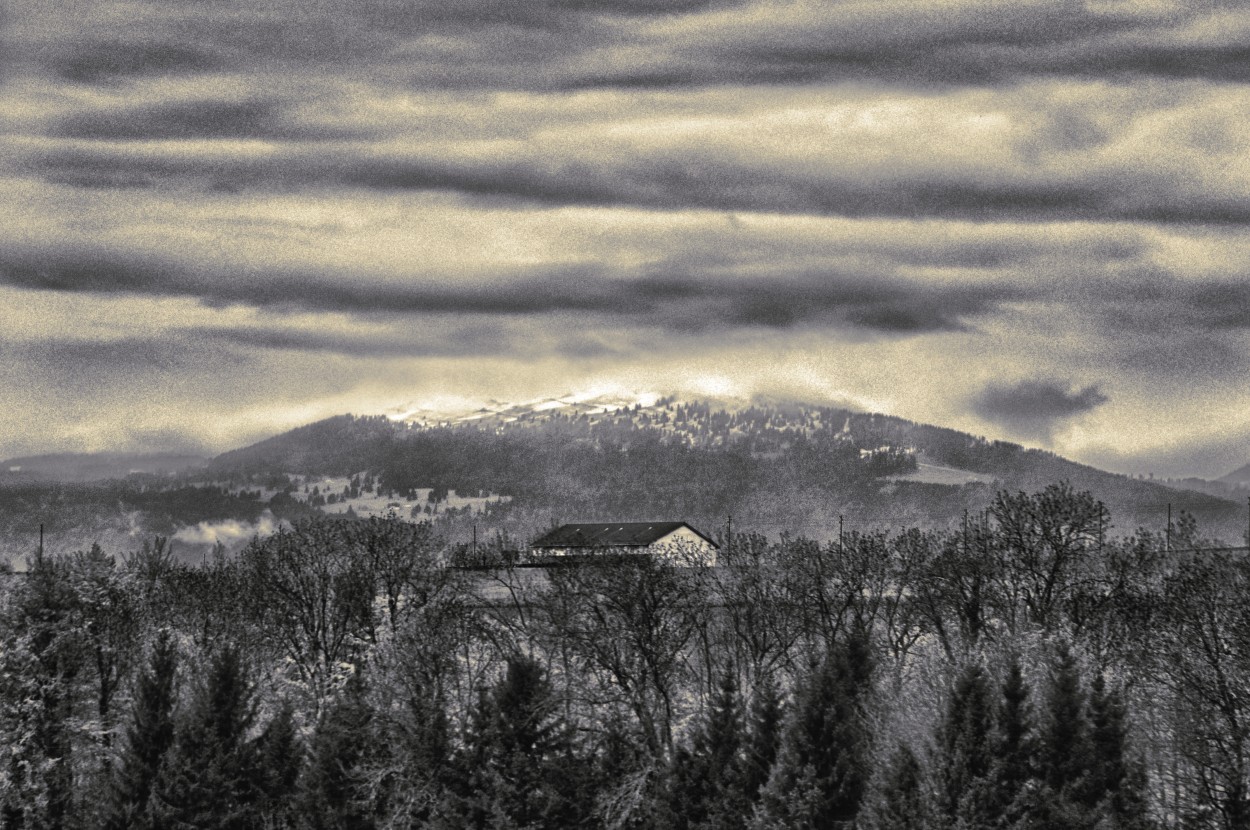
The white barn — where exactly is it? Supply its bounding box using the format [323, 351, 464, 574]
[530, 521, 719, 566]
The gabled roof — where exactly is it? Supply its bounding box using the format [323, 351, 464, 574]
[531, 522, 719, 549]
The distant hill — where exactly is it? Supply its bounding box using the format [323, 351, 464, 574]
[0, 452, 208, 483]
[1218, 463, 1250, 487]
[206, 396, 1245, 543]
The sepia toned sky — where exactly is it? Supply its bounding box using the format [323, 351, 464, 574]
[3, 0, 1250, 477]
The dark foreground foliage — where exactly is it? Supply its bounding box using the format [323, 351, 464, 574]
[0, 486, 1245, 828]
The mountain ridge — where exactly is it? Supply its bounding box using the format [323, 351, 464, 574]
[0, 452, 208, 483]
[206, 395, 1244, 543]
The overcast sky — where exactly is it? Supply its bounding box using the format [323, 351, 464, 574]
[3, 0, 1249, 477]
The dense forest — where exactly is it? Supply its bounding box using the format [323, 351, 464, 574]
[2, 483, 1250, 828]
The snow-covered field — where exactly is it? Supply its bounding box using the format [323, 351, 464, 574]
[889, 463, 996, 487]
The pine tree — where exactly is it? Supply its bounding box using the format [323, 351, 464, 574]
[104, 630, 179, 830]
[666, 671, 749, 830]
[755, 627, 875, 829]
[1023, 643, 1096, 830]
[297, 671, 378, 830]
[384, 682, 454, 826]
[990, 657, 1035, 825]
[935, 663, 995, 828]
[149, 645, 263, 829]
[589, 713, 653, 830]
[0, 552, 82, 829]
[740, 676, 783, 807]
[255, 701, 302, 829]
[868, 745, 935, 830]
[1087, 675, 1153, 829]
[450, 654, 585, 829]
[1041, 645, 1089, 794]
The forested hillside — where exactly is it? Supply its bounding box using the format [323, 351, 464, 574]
[3, 399, 1240, 567]
[1, 486, 1247, 827]
[207, 399, 1243, 542]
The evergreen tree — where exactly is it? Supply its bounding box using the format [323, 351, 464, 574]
[1020, 644, 1097, 830]
[755, 627, 875, 829]
[741, 675, 783, 806]
[990, 657, 1035, 825]
[661, 744, 704, 830]
[450, 654, 586, 829]
[0, 552, 82, 829]
[868, 744, 935, 830]
[665, 671, 749, 830]
[104, 630, 179, 830]
[255, 701, 302, 829]
[935, 663, 995, 828]
[1087, 675, 1153, 829]
[383, 683, 454, 827]
[589, 713, 653, 830]
[149, 645, 263, 830]
[1041, 645, 1089, 795]
[297, 671, 378, 830]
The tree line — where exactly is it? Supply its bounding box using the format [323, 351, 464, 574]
[2, 483, 1249, 828]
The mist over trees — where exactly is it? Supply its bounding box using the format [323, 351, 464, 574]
[2, 484, 1249, 827]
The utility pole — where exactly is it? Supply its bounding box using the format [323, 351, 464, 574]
[38, 523, 43, 560]
[1166, 503, 1172, 554]
[472, 523, 477, 562]
[726, 514, 732, 559]
[838, 515, 844, 553]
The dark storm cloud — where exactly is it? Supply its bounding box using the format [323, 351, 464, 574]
[180, 324, 520, 358]
[341, 160, 1115, 222]
[18, 336, 249, 379]
[1180, 281, 1250, 329]
[17, 1, 1250, 92]
[50, 99, 371, 142]
[716, 278, 1008, 332]
[35, 142, 1250, 226]
[627, 6, 1134, 87]
[973, 379, 1109, 440]
[52, 40, 222, 84]
[552, 0, 723, 14]
[551, 4, 1250, 90]
[0, 243, 1016, 338]
[20, 0, 615, 89]
[698, 18, 1250, 89]
[1076, 277, 1250, 335]
[0, 248, 170, 294]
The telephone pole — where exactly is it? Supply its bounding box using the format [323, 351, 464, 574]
[1166, 503, 1172, 554]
